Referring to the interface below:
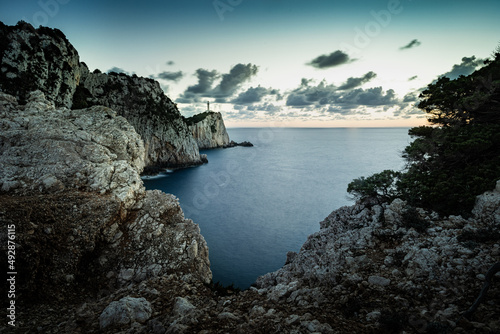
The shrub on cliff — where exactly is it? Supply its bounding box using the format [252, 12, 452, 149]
[398, 49, 500, 215]
[347, 170, 401, 204]
[399, 123, 500, 215]
[348, 47, 500, 216]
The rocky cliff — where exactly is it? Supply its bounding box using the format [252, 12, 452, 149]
[186, 111, 230, 149]
[1, 22, 499, 334]
[0, 21, 202, 169]
[0, 91, 211, 306]
[1, 89, 497, 332]
[77, 65, 202, 167]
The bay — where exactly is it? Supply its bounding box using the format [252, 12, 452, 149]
[143, 127, 412, 289]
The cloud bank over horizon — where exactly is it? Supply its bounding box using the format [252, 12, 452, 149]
[165, 51, 494, 124]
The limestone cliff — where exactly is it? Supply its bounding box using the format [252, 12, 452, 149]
[0, 21, 80, 107]
[0, 21, 202, 169]
[77, 65, 202, 167]
[186, 111, 230, 149]
[0, 92, 211, 304]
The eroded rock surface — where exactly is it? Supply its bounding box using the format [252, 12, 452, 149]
[0, 92, 211, 306]
[187, 111, 230, 149]
[0, 22, 202, 169]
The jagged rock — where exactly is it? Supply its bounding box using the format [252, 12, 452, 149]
[0, 91, 144, 207]
[0, 92, 211, 302]
[0, 22, 80, 107]
[472, 180, 500, 224]
[186, 111, 230, 149]
[252, 186, 499, 332]
[0, 22, 203, 169]
[78, 65, 202, 167]
[223, 140, 254, 148]
[99, 296, 152, 329]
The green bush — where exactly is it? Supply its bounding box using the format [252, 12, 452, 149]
[348, 48, 500, 217]
[347, 170, 401, 204]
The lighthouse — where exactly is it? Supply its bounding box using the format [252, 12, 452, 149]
[207, 101, 210, 111]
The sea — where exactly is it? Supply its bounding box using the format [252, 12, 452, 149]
[143, 127, 412, 289]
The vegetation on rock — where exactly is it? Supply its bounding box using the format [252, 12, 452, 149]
[184, 111, 215, 126]
[348, 47, 500, 216]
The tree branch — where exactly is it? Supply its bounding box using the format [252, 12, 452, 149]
[462, 262, 500, 319]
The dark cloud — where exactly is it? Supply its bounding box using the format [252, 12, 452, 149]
[286, 80, 337, 107]
[107, 67, 129, 74]
[440, 56, 485, 80]
[403, 92, 419, 103]
[186, 69, 219, 94]
[400, 39, 421, 50]
[408, 75, 418, 81]
[178, 64, 259, 104]
[286, 93, 313, 107]
[286, 79, 400, 109]
[176, 69, 219, 103]
[166, 60, 175, 66]
[338, 71, 377, 90]
[339, 87, 397, 107]
[246, 103, 282, 116]
[212, 63, 259, 97]
[157, 71, 184, 82]
[307, 50, 355, 69]
[232, 86, 280, 104]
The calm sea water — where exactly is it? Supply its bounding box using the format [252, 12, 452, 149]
[143, 128, 412, 289]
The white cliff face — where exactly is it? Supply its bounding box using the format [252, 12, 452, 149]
[0, 22, 202, 169]
[0, 91, 145, 208]
[0, 91, 211, 300]
[78, 65, 202, 167]
[188, 111, 230, 149]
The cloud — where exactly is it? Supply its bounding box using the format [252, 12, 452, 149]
[338, 87, 398, 107]
[212, 63, 259, 97]
[244, 103, 282, 116]
[286, 79, 400, 110]
[225, 108, 258, 120]
[338, 71, 377, 90]
[400, 39, 421, 50]
[107, 67, 130, 74]
[232, 86, 281, 104]
[286, 80, 337, 107]
[166, 60, 175, 66]
[440, 56, 485, 79]
[176, 69, 219, 103]
[177, 64, 259, 104]
[157, 71, 184, 82]
[307, 50, 355, 69]
[408, 75, 418, 81]
[403, 91, 419, 103]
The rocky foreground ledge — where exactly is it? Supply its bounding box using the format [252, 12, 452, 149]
[1, 92, 499, 333]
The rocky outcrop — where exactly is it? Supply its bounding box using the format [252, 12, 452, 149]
[0, 21, 80, 107]
[4, 101, 496, 333]
[77, 66, 202, 167]
[1, 23, 498, 334]
[186, 111, 230, 149]
[0, 92, 211, 304]
[0, 22, 202, 169]
[224, 140, 254, 148]
[251, 182, 500, 333]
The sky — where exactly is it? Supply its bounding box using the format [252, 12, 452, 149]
[1, 0, 499, 127]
